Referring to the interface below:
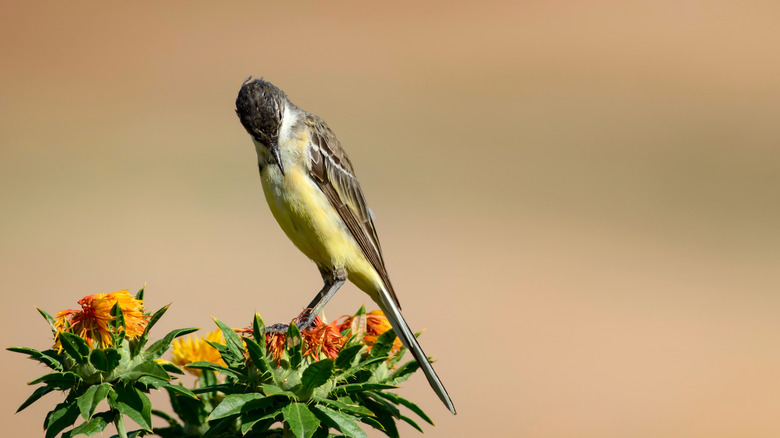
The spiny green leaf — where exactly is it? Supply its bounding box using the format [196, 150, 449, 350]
[186, 361, 247, 381]
[282, 402, 320, 438]
[332, 383, 396, 396]
[207, 393, 265, 421]
[110, 302, 126, 344]
[262, 383, 297, 398]
[144, 327, 199, 358]
[213, 318, 245, 365]
[244, 337, 271, 374]
[160, 362, 184, 375]
[301, 359, 334, 391]
[387, 360, 420, 385]
[135, 285, 145, 300]
[37, 308, 58, 337]
[58, 332, 90, 364]
[7, 347, 63, 370]
[77, 382, 111, 420]
[310, 397, 373, 416]
[134, 303, 170, 354]
[362, 398, 398, 438]
[29, 371, 79, 390]
[124, 359, 171, 382]
[89, 348, 120, 372]
[253, 313, 266, 343]
[287, 322, 303, 369]
[335, 345, 363, 370]
[372, 391, 433, 425]
[399, 415, 423, 433]
[108, 385, 153, 431]
[201, 417, 234, 438]
[17, 386, 55, 412]
[369, 329, 396, 359]
[241, 408, 282, 435]
[44, 400, 80, 438]
[162, 384, 198, 400]
[310, 404, 368, 438]
[62, 412, 111, 437]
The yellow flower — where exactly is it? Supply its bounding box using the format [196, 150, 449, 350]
[171, 330, 226, 376]
[53, 290, 149, 350]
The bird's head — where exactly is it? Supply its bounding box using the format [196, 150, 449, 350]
[236, 77, 287, 173]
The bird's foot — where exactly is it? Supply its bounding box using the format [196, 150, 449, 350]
[262, 309, 317, 333]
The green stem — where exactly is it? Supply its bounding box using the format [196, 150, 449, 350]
[114, 411, 128, 438]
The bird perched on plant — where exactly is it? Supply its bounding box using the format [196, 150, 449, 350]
[235, 78, 455, 414]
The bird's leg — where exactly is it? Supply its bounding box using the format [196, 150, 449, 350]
[265, 267, 346, 333]
[295, 267, 346, 330]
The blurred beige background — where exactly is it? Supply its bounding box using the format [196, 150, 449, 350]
[2, 1, 779, 437]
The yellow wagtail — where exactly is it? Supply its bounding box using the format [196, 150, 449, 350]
[235, 78, 456, 414]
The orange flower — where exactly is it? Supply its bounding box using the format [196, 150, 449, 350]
[302, 316, 346, 359]
[171, 330, 227, 376]
[53, 290, 149, 350]
[332, 310, 402, 353]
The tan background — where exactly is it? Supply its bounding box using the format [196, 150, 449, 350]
[2, 1, 780, 437]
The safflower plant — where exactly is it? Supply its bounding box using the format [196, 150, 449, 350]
[10, 287, 435, 438]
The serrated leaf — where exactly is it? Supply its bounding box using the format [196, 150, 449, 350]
[124, 359, 171, 382]
[282, 402, 320, 438]
[332, 383, 396, 396]
[253, 313, 266, 343]
[134, 304, 170, 354]
[287, 323, 302, 369]
[29, 371, 79, 390]
[7, 347, 63, 370]
[369, 329, 396, 359]
[387, 360, 420, 385]
[135, 285, 145, 300]
[310, 404, 367, 438]
[89, 348, 121, 373]
[335, 345, 364, 370]
[110, 302, 126, 345]
[37, 308, 58, 336]
[109, 385, 153, 431]
[241, 408, 282, 435]
[162, 384, 198, 400]
[372, 392, 433, 425]
[301, 359, 334, 391]
[310, 397, 372, 417]
[201, 417, 234, 438]
[77, 382, 110, 420]
[63, 413, 110, 437]
[186, 361, 246, 381]
[17, 386, 55, 412]
[160, 362, 184, 375]
[58, 332, 90, 364]
[244, 337, 271, 375]
[399, 415, 423, 433]
[262, 383, 297, 398]
[44, 400, 80, 438]
[144, 327, 199, 358]
[362, 398, 398, 438]
[213, 318, 244, 364]
[207, 393, 265, 421]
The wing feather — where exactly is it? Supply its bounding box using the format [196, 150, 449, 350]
[305, 115, 401, 309]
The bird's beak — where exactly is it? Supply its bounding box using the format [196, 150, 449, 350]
[271, 143, 285, 176]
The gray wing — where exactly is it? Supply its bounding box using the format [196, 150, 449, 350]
[305, 114, 401, 309]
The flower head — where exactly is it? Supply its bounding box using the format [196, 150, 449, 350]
[53, 290, 149, 350]
[332, 310, 402, 353]
[171, 330, 227, 376]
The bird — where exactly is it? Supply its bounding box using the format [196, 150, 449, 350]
[235, 78, 456, 415]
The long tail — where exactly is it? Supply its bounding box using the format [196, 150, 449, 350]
[376, 289, 457, 414]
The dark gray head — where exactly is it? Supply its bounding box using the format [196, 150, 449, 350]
[236, 78, 288, 173]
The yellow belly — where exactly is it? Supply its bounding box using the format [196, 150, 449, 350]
[261, 166, 382, 298]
